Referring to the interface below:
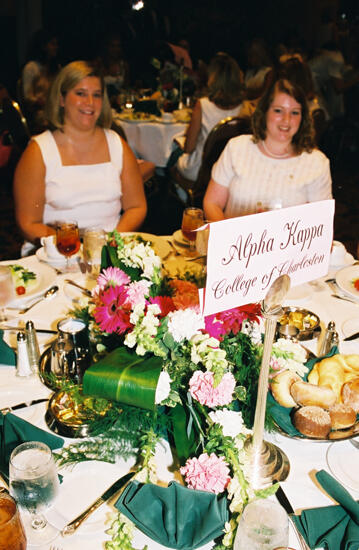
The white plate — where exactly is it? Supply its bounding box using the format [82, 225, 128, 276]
[1, 260, 56, 306]
[326, 440, 359, 491]
[36, 246, 81, 267]
[117, 114, 157, 123]
[336, 265, 359, 300]
[330, 252, 355, 269]
[341, 318, 359, 339]
[48, 461, 133, 534]
[284, 283, 313, 304]
[172, 229, 190, 247]
[155, 116, 175, 124]
[121, 233, 171, 259]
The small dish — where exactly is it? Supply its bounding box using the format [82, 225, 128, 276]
[36, 246, 81, 268]
[278, 306, 320, 340]
[172, 229, 190, 247]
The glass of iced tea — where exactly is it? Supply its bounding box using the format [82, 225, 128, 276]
[0, 490, 26, 550]
[56, 220, 81, 272]
[181, 207, 204, 252]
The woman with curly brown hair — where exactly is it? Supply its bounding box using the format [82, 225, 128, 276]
[203, 78, 332, 221]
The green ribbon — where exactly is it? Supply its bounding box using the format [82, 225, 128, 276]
[83, 347, 163, 411]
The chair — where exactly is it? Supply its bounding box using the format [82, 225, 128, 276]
[170, 116, 251, 206]
[0, 98, 30, 153]
[311, 108, 327, 148]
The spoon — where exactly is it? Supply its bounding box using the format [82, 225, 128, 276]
[19, 285, 59, 314]
[64, 279, 92, 297]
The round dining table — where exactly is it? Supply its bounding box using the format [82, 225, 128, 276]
[1, 235, 359, 550]
[112, 112, 188, 168]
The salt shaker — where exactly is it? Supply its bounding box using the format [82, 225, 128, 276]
[25, 320, 40, 372]
[16, 332, 33, 377]
[319, 321, 336, 356]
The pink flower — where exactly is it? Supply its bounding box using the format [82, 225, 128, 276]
[97, 267, 130, 290]
[126, 280, 151, 307]
[189, 370, 236, 407]
[94, 285, 132, 334]
[205, 304, 262, 340]
[149, 296, 175, 317]
[180, 453, 231, 494]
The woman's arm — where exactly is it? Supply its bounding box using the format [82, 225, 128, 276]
[183, 99, 202, 153]
[13, 140, 55, 243]
[203, 179, 229, 222]
[116, 139, 147, 232]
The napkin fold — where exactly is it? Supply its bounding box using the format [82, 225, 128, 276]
[0, 329, 16, 366]
[292, 469, 359, 550]
[0, 411, 64, 482]
[116, 480, 228, 550]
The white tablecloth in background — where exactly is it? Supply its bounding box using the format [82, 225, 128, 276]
[1, 247, 359, 549]
[113, 116, 187, 167]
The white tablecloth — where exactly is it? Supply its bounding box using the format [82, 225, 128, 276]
[113, 115, 187, 167]
[1, 246, 359, 549]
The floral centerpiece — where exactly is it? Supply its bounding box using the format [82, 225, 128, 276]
[61, 231, 308, 550]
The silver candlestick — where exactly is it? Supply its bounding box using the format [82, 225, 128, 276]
[246, 275, 291, 489]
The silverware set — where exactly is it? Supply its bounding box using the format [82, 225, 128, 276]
[325, 278, 359, 305]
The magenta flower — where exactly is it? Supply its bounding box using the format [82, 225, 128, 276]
[94, 285, 131, 334]
[180, 453, 231, 494]
[189, 370, 236, 407]
[204, 304, 262, 340]
[97, 267, 130, 290]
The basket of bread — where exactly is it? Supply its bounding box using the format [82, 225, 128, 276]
[270, 353, 359, 440]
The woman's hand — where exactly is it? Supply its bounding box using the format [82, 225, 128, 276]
[115, 139, 147, 232]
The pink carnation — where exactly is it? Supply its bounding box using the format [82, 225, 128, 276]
[97, 267, 130, 290]
[189, 370, 235, 407]
[180, 453, 231, 494]
[126, 280, 151, 307]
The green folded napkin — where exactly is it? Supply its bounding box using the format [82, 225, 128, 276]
[0, 412, 64, 483]
[268, 347, 338, 437]
[0, 329, 16, 366]
[116, 480, 229, 550]
[292, 470, 359, 550]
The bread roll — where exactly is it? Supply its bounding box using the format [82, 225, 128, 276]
[308, 363, 319, 385]
[293, 406, 331, 438]
[329, 403, 356, 429]
[317, 357, 345, 401]
[343, 355, 359, 373]
[342, 378, 359, 412]
[270, 370, 300, 408]
[290, 380, 336, 408]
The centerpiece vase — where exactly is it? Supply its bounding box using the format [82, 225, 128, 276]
[246, 276, 291, 489]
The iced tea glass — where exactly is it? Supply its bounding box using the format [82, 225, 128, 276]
[0, 490, 26, 550]
[56, 220, 81, 272]
[0, 266, 15, 321]
[181, 207, 204, 252]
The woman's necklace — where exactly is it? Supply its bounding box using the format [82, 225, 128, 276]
[261, 140, 291, 159]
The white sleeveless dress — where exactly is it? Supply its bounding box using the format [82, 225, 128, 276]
[33, 128, 123, 231]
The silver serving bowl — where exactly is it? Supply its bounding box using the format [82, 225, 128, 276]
[277, 306, 320, 341]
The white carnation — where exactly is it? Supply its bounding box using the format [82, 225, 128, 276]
[167, 308, 205, 342]
[209, 409, 252, 438]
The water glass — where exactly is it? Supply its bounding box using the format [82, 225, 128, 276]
[0, 490, 26, 550]
[0, 266, 15, 321]
[233, 499, 288, 550]
[9, 441, 59, 546]
[256, 199, 282, 213]
[83, 226, 107, 277]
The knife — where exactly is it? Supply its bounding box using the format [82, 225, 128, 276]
[275, 485, 311, 550]
[61, 471, 135, 536]
[344, 331, 359, 341]
[0, 398, 49, 414]
[0, 325, 57, 334]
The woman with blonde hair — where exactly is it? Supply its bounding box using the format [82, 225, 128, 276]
[14, 60, 146, 247]
[175, 52, 244, 182]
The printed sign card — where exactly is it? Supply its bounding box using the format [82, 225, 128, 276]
[202, 200, 335, 316]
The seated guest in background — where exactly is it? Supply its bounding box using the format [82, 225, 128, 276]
[203, 78, 332, 221]
[14, 60, 147, 247]
[94, 32, 130, 108]
[175, 52, 244, 182]
[21, 29, 60, 134]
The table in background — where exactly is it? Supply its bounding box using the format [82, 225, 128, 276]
[113, 114, 187, 167]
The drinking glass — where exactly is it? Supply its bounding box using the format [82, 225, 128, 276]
[256, 199, 283, 213]
[0, 266, 15, 321]
[233, 499, 288, 550]
[9, 441, 60, 546]
[0, 490, 26, 550]
[83, 226, 107, 277]
[181, 207, 204, 253]
[55, 220, 81, 272]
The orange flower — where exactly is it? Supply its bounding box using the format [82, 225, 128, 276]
[170, 279, 199, 309]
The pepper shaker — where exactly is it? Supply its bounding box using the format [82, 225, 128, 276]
[16, 332, 33, 377]
[319, 321, 336, 356]
[25, 320, 40, 373]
